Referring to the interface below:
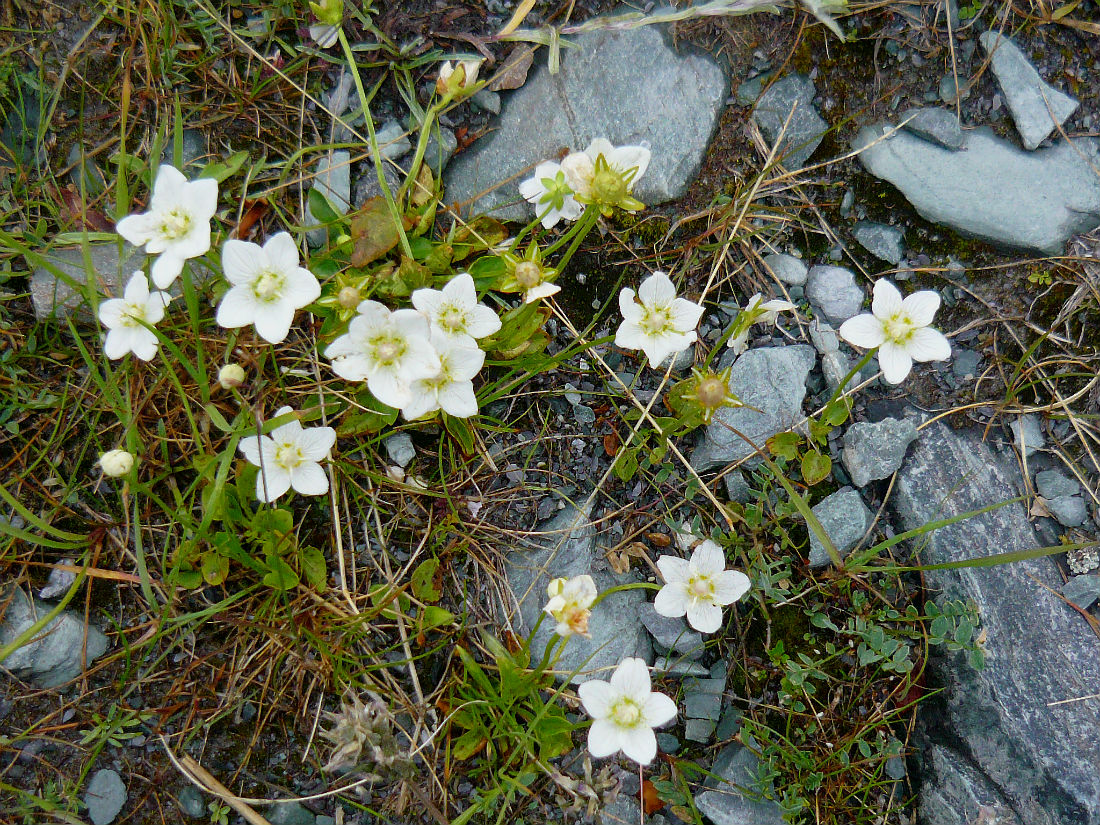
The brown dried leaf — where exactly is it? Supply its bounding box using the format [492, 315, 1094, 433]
[351, 197, 402, 267]
[647, 532, 671, 548]
[489, 45, 535, 91]
[606, 548, 631, 575]
[603, 432, 620, 457]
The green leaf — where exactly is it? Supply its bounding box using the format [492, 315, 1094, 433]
[452, 729, 486, 761]
[200, 150, 249, 182]
[410, 558, 441, 602]
[262, 554, 300, 590]
[419, 605, 455, 632]
[201, 551, 230, 586]
[175, 568, 202, 589]
[823, 399, 850, 427]
[338, 394, 399, 435]
[768, 431, 802, 461]
[613, 446, 639, 482]
[467, 253, 508, 288]
[250, 507, 294, 539]
[444, 414, 477, 454]
[308, 186, 339, 224]
[800, 450, 832, 486]
[300, 546, 328, 592]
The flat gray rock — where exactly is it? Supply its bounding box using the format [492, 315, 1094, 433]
[979, 31, 1078, 151]
[694, 741, 786, 825]
[892, 421, 1100, 825]
[639, 602, 704, 659]
[855, 124, 1100, 255]
[807, 486, 873, 568]
[841, 417, 918, 487]
[266, 800, 315, 825]
[305, 150, 351, 246]
[1, 587, 109, 687]
[383, 433, 415, 469]
[762, 252, 808, 286]
[1009, 415, 1044, 456]
[502, 498, 651, 683]
[805, 265, 864, 325]
[85, 769, 127, 825]
[31, 243, 145, 320]
[917, 741, 1023, 825]
[1035, 469, 1080, 500]
[691, 346, 816, 471]
[752, 74, 828, 169]
[852, 221, 905, 265]
[1062, 575, 1100, 611]
[445, 22, 726, 223]
[900, 107, 964, 150]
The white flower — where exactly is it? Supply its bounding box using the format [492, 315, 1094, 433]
[653, 540, 751, 634]
[401, 330, 484, 420]
[325, 301, 441, 409]
[216, 232, 321, 344]
[116, 164, 218, 289]
[238, 406, 336, 503]
[615, 271, 704, 368]
[218, 363, 246, 390]
[838, 279, 951, 385]
[560, 138, 651, 216]
[97, 271, 171, 361]
[99, 449, 135, 478]
[518, 161, 584, 229]
[727, 293, 796, 355]
[543, 574, 597, 637]
[578, 658, 677, 765]
[411, 272, 502, 346]
[437, 59, 482, 93]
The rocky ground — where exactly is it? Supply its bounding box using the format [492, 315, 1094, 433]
[1, 1, 1099, 824]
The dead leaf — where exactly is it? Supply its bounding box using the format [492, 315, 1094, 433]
[489, 44, 535, 91]
[606, 547, 631, 574]
[410, 164, 434, 208]
[234, 200, 268, 239]
[641, 780, 664, 815]
[351, 197, 403, 267]
[603, 432, 620, 457]
[1029, 496, 1054, 519]
[647, 532, 671, 548]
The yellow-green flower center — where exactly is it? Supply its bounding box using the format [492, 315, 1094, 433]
[639, 306, 673, 336]
[120, 302, 148, 328]
[514, 261, 542, 289]
[610, 698, 642, 727]
[159, 208, 192, 240]
[438, 304, 466, 334]
[882, 313, 915, 344]
[696, 377, 727, 409]
[274, 441, 304, 470]
[689, 575, 714, 600]
[253, 271, 285, 302]
[372, 336, 404, 365]
[592, 168, 627, 204]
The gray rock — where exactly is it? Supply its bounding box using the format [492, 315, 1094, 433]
[736, 72, 771, 106]
[684, 677, 724, 720]
[979, 31, 1078, 151]
[85, 769, 127, 825]
[353, 163, 403, 208]
[892, 421, 1100, 825]
[1010, 415, 1044, 456]
[722, 470, 753, 503]
[601, 794, 642, 824]
[383, 433, 416, 468]
[422, 127, 457, 177]
[1062, 575, 1100, 611]
[951, 348, 980, 379]
[805, 266, 864, 325]
[684, 718, 716, 743]
[762, 252, 808, 286]
[852, 221, 905, 265]
[66, 144, 108, 197]
[854, 124, 1100, 255]
[917, 741, 1023, 825]
[1047, 495, 1088, 527]
[807, 320, 839, 354]
[658, 343, 696, 372]
[305, 150, 352, 247]
[161, 129, 207, 172]
[694, 741, 787, 825]
[266, 800, 315, 825]
[900, 107, 965, 150]
[502, 498, 651, 683]
[639, 602, 704, 659]
[0, 84, 43, 167]
[371, 120, 411, 160]
[752, 74, 828, 169]
[31, 243, 145, 321]
[691, 346, 816, 471]
[1, 587, 109, 687]
[807, 487, 873, 568]
[938, 73, 970, 105]
[652, 657, 708, 677]
[445, 22, 726, 222]
[1035, 469, 1081, 500]
[470, 89, 501, 115]
[821, 350, 857, 392]
[841, 417, 918, 487]
[177, 785, 206, 818]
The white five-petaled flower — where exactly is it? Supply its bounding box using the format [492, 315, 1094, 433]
[401, 331, 484, 420]
[99, 449, 136, 478]
[578, 657, 677, 765]
[437, 59, 482, 94]
[727, 293, 797, 355]
[325, 300, 441, 410]
[615, 271, 705, 368]
[838, 279, 951, 385]
[239, 406, 337, 503]
[97, 271, 171, 361]
[518, 161, 585, 229]
[653, 540, 751, 634]
[543, 574, 598, 637]
[560, 138, 650, 204]
[216, 232, 321, 344]
[411, 272, 501, 346]
[115, 164, 219, 289]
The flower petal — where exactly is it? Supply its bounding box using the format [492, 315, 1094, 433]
[838, 313, 886, 349]
[669, 297, 704, 333]
[437, 380, 478, 418]
[150, 254, 184, 289]
[264, 231, 300, 267]
[609, 145, 651, 184]
[115, 213, 157, 246]
[689, 540, 726, 576]
[253, 304, 295, 343]
[369, 370, 411, 409]
[877, 340, 913, 384]
[464, 305, 502, 339]
[901, 289, 941, 327]
[656, 555, 690, 583]
[653, 582, 689, 619]
[578, 679, 615, 718]
[297, 426, 337, 461]
[637, 272, 676, 308]
[401, 383, 440, 421]
[239, 434, 266, 466]
[216, 287, 256, 330]
[129, 329, 159, 361]
[587, 718, 623, 758]
[642, 691, 678, 728]
[255, 467, 292, 503]
[284, 267, 322, 307]
[685, 601, 723, 634]
[617, 724, 657, 765]
[871, 279, 903, 319]
[222, 239, 264, 285]
[290, 462, 329, 496]
[609, 657, 651, 697]
[713, 570, 752, 605]
[907, 326, 952, 363]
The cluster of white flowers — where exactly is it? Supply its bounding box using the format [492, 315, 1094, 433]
[326, 272, 501, 420]
[519, 139, 651, 228]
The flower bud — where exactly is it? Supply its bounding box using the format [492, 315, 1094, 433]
[338, 286, 361, 309]
[218, 363, 246, 390]
[309, 0, 343, 26]
[99, 449, 135, 478]
[514, 260, 542, 289]
[436, 59, 482, 96]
